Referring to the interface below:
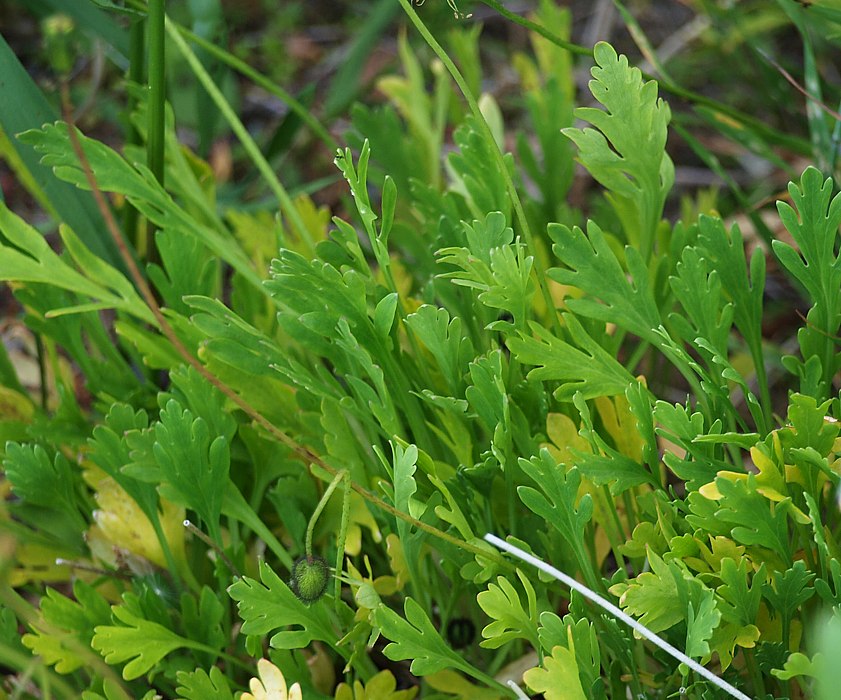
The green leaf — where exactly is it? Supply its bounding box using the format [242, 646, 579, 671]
[508, 314, 635, 401]
[465, 350, 509, 435]
[518, 451, 595, 586]
[374, 292, 399, 339]
[21, 581, 112, 673]
[696, 214, 769, 427]
[772, 651, 824, 681]
[669, 245, 733, 359]
[91, 605, 191, 680]
[688, 475, 791, 564]
[438, 214, 535, 331]
[610, 550, 720, 648]
[227, 560, 337, 651]
[3, 442, 87, 544]
[175, 667, 234, 700]
[781, 393, 839, 456]
[477, 570, 540, 649]
[374, 598, 494, 685]
[562, 41, 673, 257]
[548, 219, 661, 345]
[180, 587, 225, 658]
[717, 558, 764, 628]
[448, 117, 513, 223]
[762, 562, 815, 629]
[0, 35, 121, 267]
[19, 123, 267, 295]
[523, 645, 588, 700]
[0, 203, 153, 323]
[153, 399, 230, 544]
[88, 404, 159, 524]
[685, 592, 722, 659]
[773, 167, 841, 395]
[406, 305, 474, 395]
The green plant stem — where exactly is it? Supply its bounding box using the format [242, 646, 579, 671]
[146, 0, 165, 190]
[335, 469, 351, 608]
[479, 0, 592, 57]
[164, 14, 314, 252]
[34, 333, 48, 409]
[398, 0, 562, 336]
[123, 16, 145, 251]
[745, 648, 766, 697]
[169, 19, 338, 153]
[305, 469, 348, 560]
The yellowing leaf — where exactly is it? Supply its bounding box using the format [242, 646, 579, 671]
[523, 644, 587, 700]
[425, 670, 504, 699]
[0, 385, 35, 422]
[242, 659, 302, 700]
[334, 670, 417, 700]
[595, 393, 643, 462]
[543, 412, 589, 465]
[89, 471, 185, 570]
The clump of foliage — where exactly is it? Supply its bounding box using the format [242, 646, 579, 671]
[1, 1, 841, 699]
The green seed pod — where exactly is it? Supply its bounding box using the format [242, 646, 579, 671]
[289, 555, 330, 604]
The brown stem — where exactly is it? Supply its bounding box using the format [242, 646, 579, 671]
[57, 83, 511, 571]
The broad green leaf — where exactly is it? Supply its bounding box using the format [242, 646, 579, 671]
[227, 559, 337, 652]
[477, 570, 540, 649]
[562, 42, 673, 258]
[175, 666, 234, 700]
[523, 644, 587, 700]
[91, 605, 191, 680]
